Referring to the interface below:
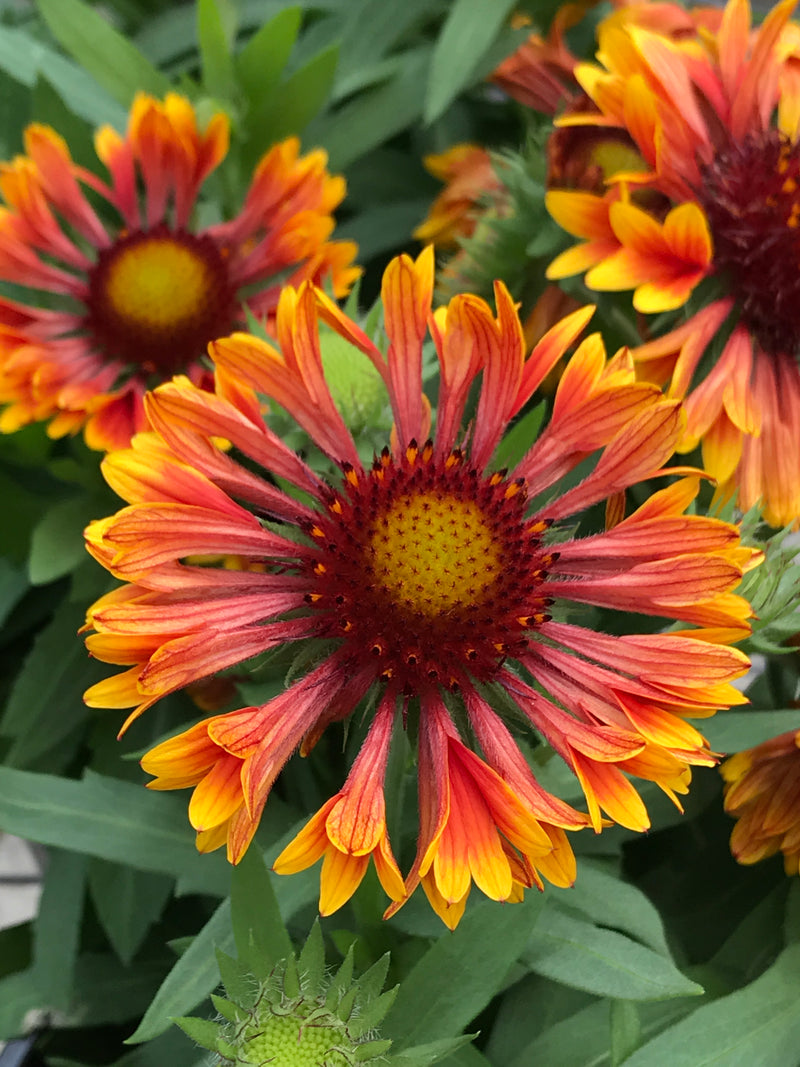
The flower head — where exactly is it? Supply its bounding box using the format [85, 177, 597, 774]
[722, 726, 800, 875]
[0, 92, 358, 450]
[545, 0, 800, 525]
[84, 248, 755, 926]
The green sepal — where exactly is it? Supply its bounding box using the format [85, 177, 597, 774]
[211, 995, 246, 1024]
[349, 986, 399, 1038]
[297, 920, 325, 989]
[354, 1038, 394, 1060]
[172, 1015, 223, 1052]
[216, 948, 254, 1005]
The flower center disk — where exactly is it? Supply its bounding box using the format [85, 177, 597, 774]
[698, 129, 800, 357]
[85, 225, 237, 375]
[307, 443, 552, 692]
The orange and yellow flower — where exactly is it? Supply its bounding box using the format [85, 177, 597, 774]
[413, 144, 506, 249]
[84, 247, 756, 926]
[0, 92, 358, 450]
[545, 0, 800, 526]
[722, 726, 800, 875]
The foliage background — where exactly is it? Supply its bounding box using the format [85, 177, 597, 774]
[0, 1, 799, 1065]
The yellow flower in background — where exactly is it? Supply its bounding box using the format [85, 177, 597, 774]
[0, 92, 358, 450]
[545, 0, 800, 526]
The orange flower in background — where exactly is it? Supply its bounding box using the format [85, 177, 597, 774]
[413, 144, 506, 249]
[491, 6, 587, 115]
[545, 0, 800, 526]
[84, 248, 755, 927]
[722, 727, 800, 875]
[0, 92, 358, 450]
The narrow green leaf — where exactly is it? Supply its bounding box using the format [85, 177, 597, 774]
[88, 858, 173, 965]
[0, 558, 28, 629]
[424, 0, 516, 123]
[507, 1000, 611, 1067]
[0, 766, 229, 895]
[1, 595, 100, 755]
[197, 0, 237, 101]
[110, 1026, 201, 1067]
[32, 849, 86, 1011]
[610, 999, 642, 1066]
[245, 43, 339, 157]
[337, 0, 438, 69]
[127, 898, 234, 1044]
[337, 200, 434, 262]
[230, 844, 292, 977]
[28, 495, 93, 585]
[0, 969, 41, 1040]
[36, 0, 170, 107]
[237, 7, 301, 104]
[702, 710, 800, 754]
[307, 45, 430, 171]
[524, 908, 703, 1001]
[566, 863, 671, 956]
[624, 944, 800, 1066]
[384, 893, 545, 1049]
[492, 402, 546, 471]
[0, 26, 125, 128]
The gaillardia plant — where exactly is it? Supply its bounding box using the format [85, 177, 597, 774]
[545, 0, 800, 526]
[0, 92, 358, 450]
[83, 248, 756, 928]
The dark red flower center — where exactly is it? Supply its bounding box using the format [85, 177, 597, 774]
[303, 441, 553, 694]
[698, 129, 800, 357]
[85, 225, 238, 376]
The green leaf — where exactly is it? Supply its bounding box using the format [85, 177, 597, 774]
[88, 858, 173, 965]
[624, 943, 800, 1066]
[110, 1027, 201, 1067]
[245, 42, 339, 157]
[337, 0, 438, 70]
[492, 402, 546, 471]
[610, 999, 641, 1066]
[0, 767, 229, 895]
[197, 0, 237, 101]
[337, 200, 434, 262]
[424, 0, 516, 123]
[393, 1035, 480, 1066]
[566, 863, 671, 956]
[702, 710, 800, 754]
[1, 595, 104, 768]
[127, 897, 234, 1044]
[230, 844, 292, 978]
[28, 495, 93, 585]
[236, 7, 301, 104]
[523, 907, 703, 1001]
[0, 969, 40, 1040]
[36, 0, 170, 107]
[0, 955, 166, 1040]
[0, 26, 125, 128]
[32, 849, 86, 1011]
[385, 893, 545, 1049]
[307, 45, 430, 171]
[0, 558, 28, 629]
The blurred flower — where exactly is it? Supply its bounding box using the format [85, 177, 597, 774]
[413, 145, 506, 249]
[0, 92, 358, 450]
[84, 249, 755, 927]
[545, 0, 800, 526]
[491, 7, 586, 115]
[722, 727, 800, 874]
